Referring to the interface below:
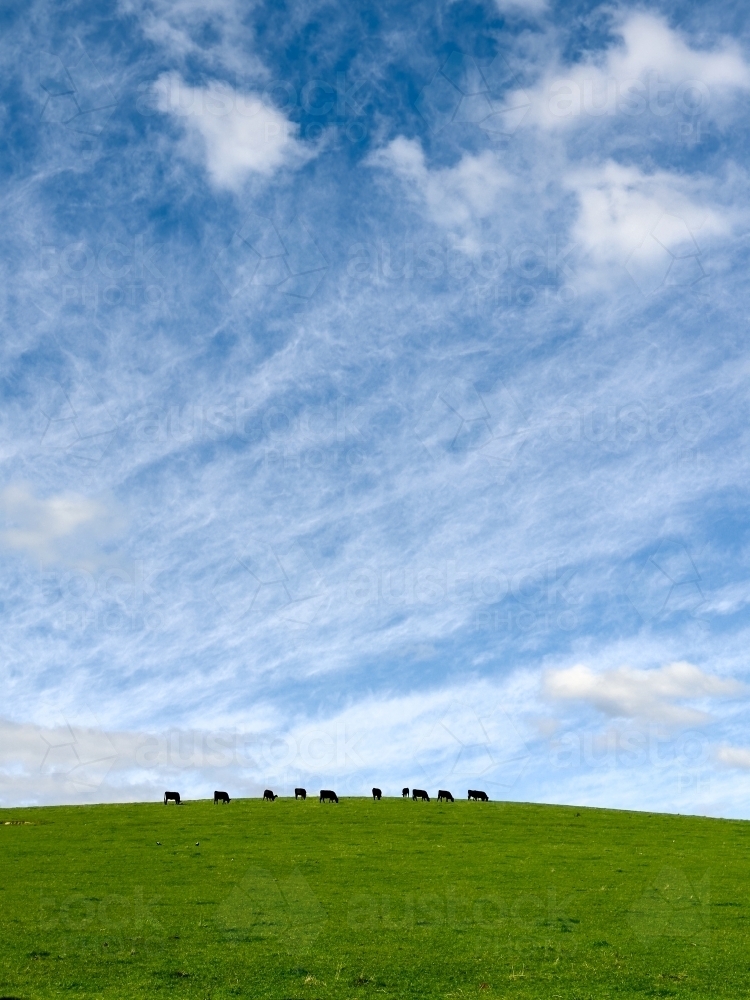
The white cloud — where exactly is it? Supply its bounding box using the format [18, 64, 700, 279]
[494, 0, 548, 15]
[566, 160, 730, 267]
[368, 137, 511, 240]
[529, 13, 750, 129]
[611, 13, 750, 89]
[154, 73, 312, 191]
[120, 0, 268, 78]
[0, 484, 123, 568]
[366, 138, 738, 289]
[0, 673, 537, 805]
[716, 745, 750, 770]
[544, 661, 743, 726]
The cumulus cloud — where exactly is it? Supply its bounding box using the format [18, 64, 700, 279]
[607, 13, 750, 89]
[544, 662, 743, 726]
[529, 12, 750, 129]
[370, 139, 734, 291]
[154, 73, 312, 190]
[565, 160, 731, 271]
[0, 485, 123, 568]
[368, 137, 511, 240]
[716, 745, 750, 770]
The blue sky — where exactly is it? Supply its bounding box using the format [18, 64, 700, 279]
[2, 0, 750, 816]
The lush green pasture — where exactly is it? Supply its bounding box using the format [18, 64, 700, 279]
[0, 797, 747, 998]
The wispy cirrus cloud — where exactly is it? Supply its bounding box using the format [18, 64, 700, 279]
[1, 0, 750, 818]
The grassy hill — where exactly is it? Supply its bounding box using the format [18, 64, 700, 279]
[0, 796, 747, 998]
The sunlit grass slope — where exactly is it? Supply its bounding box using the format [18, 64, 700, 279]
[0, 797, 747, 998]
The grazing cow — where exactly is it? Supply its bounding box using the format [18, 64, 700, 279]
[372, 787, 382, 800]
[412, 788, 430, 801]
[164, 791, 181, 805]
[319, 789, 338, 803]
[214, 790, 230, 804]
[295, 787, 307, 799]
[468, 789, 489, 801]
[437, 789, 454, 802]
[402, 787, 409, 798]
[263, 789, 277, 801]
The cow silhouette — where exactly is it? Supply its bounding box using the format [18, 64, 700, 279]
[468, 789, 489, 801]
[164, 791, 181, 805]
[319, 789, 338, 803]
[295, 787, 307, 799]
[437, 789, 454, 802]
[372, 787, 382, 800]
[402, 787, 409, 798]
[412, 788, 430, 801]
[263, 789, 277, 801]
[213, 790, 230, 804]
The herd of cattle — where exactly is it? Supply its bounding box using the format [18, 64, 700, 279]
[163, 788, 490, 804]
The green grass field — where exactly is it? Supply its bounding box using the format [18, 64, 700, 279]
[0, 796, 747, 999]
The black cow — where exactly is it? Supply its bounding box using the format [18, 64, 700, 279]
[372, 787, 382, 800]
[214, 790, 230, 804]
[320, 789, 338, 803]
[437, 789, 454, 802]
[468, 789, 489, 801]
[263, 789, 277, 801]
[164, 791, 181, 805]
[412, 788, 430, 801]
[402, 787, 409, 798]
[295, 787, 307, 799]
